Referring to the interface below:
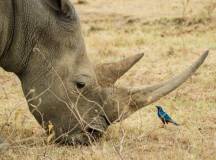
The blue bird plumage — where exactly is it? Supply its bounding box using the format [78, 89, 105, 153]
[156, 105, 179, 126]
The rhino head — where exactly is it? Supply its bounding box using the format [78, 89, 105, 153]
[0, 0, 208, 145]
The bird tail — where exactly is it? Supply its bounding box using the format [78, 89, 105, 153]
[170, 120, 180, 126]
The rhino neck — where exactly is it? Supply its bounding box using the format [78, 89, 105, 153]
[0, 0, 41, 75]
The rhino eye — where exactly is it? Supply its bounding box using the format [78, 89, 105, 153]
[75, 81, 86, 89]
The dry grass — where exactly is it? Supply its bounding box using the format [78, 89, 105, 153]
[1, 0, 216, 159]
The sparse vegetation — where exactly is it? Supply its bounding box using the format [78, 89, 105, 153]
[0, 0, 216, 159]
[201, 0, 216, 19]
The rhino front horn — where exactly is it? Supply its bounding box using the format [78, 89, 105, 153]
[95, 53, 144, 87]
[128, 50, 209, 109]
[107, 51, 209, 122]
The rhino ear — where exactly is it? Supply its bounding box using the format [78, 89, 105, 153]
[44, 0, 72, 16]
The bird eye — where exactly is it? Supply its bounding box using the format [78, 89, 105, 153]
[75, 81, 86, 89]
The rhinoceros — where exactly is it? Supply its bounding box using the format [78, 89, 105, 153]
[0, 0, 208, 145]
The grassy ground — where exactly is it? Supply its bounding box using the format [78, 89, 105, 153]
[0, 0, 216, 159]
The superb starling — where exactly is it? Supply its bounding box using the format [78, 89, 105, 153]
[156, 105, 179, 126]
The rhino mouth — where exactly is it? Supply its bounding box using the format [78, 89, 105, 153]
[55, 115, 109, 145]
[82, 115, 110, 144]
[54, 128, 103, 145]
[55, 130, 102, 145]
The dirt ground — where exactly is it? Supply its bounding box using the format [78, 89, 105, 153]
[0, 0, 216, 159]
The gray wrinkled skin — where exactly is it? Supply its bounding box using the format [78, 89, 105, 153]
[0, 0, 208, 145]
[0, 0, 114, 145]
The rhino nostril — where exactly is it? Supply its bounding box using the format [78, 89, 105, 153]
[75, 81, 86, 89]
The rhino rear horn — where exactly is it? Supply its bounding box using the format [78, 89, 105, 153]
[96, 53, 144, 87]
